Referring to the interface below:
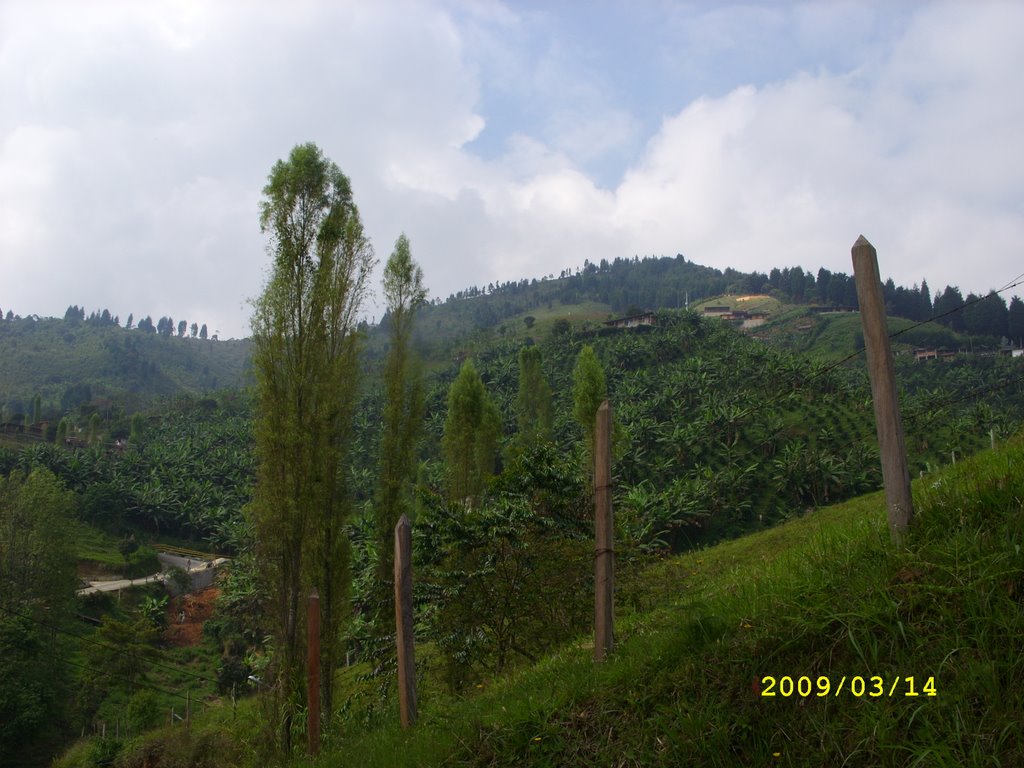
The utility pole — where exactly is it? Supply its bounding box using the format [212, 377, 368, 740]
[852, 235, 914, 543]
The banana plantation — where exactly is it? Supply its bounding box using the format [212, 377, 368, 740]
[2, 306, 1023, 765]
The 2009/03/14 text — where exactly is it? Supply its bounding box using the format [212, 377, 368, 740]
[757, 675, 937, 698]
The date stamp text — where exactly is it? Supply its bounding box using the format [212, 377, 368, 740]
[757, 675, 937, 698]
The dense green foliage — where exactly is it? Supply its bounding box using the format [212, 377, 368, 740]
[0, 468, 78, 610]
[513, 345, 553, 450]
[0, 469, 78, 763]
[0, 394, 253, 549]
[416, 443, 592, 690]
[2, 307, 1018, 579]
[570, 344, 607, 469]
[442, 360, 501, 505]
[1, 249, 1022, 766]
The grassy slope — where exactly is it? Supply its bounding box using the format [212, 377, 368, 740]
[770, 313, 973, 360]
[308, 439, 1024, 768]
[691, 293, 788, 316]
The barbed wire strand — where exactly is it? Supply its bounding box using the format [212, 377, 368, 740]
[60, 653, 194, 704]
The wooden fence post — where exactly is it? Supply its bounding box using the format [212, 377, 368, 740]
[394, 514, 417, 728]
[594, 400, 614, 661]
[307, 588, 321, 755]
[852, 235, 914, 542]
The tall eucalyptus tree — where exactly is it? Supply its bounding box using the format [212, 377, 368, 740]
[249, 142, 375, 752]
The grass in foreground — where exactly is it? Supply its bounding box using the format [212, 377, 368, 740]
[306, 439, 1024, 768]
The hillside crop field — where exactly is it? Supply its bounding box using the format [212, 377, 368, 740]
[3, 262, 1023, 767]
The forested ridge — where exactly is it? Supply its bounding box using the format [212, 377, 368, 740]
[4, 250, 1021, 421]
[403, 254, 1024, 357]
[0, 314, 250, 419]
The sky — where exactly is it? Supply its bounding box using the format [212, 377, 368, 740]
[1, 0, 1022, 339]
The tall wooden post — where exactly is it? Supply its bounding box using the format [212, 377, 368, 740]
[307, 588, 321, 755]
[394, 514, 417, 728]
[852, 235, 914, 542]
[594, 400, 614, 661]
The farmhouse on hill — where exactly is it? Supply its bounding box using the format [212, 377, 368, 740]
[603, 312, 657, 330]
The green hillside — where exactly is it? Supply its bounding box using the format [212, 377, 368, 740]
[385, 310, 1020, 546]
[764, 311, 976, 360]
[313, 437, 1024, 768]
[4, 253, 1015, 421]
[10, 305, 1019, 566]
[0, 316, 251, 418]
[56, 436, 1024, 767]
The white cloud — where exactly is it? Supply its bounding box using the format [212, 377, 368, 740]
[452, 1, 1024, 297]
[0, 125, 80, 249]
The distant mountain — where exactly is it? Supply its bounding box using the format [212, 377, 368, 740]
[4, 253, 1017, 422]
[395, 254, 744, 359]
[378, 254, 1018, 362]
[0, 316, 250, 420]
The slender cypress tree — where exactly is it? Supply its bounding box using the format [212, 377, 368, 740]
[1008, 296, 1024, 345]
[515, 345, 553, 447]
[572, 344, 607, 471]
[373, 234, 426, 636]
[443, 360, 501, 506]
[249, 142, 374, 753]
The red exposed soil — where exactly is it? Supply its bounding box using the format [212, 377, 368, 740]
[164, 586, 220, 647]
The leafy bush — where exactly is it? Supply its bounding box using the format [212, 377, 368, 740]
[419, 443, 592, 689]
[165, 566, 191, 596]
[113, 727, 243, 768]
[138, 595, 168, 630]
[126, 690, 161, 732]
[124, 545, 160, 579]
[0, 616, 67, 758]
